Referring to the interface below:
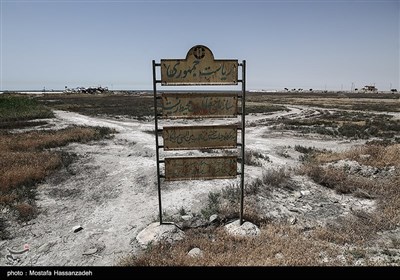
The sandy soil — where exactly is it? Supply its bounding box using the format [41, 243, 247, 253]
[0, 106, 378, 266]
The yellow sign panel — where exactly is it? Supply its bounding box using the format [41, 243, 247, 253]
[165, 156, 237, 181]
[161, 45, 238, 85]
[162, 93, 238, 118]
[163, 125, 237, 150]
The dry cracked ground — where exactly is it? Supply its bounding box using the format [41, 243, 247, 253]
[1, 96, 400, 266]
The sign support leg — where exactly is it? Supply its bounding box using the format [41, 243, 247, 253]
[240, 60, 246, 225]
[153, 60, 163, 225]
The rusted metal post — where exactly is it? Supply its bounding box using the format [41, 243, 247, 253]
[240, 60, 246, 225]
[153, 60, 163, 225]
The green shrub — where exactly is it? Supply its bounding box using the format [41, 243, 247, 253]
[0, 95, 53, 122]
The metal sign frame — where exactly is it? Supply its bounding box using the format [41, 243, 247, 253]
[153, 45, 246, 225]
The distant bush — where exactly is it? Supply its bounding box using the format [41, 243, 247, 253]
[246, 104, 288, 114]
[261, 168, 297, 191]
[0, 217, 9, 240]
[338, 123, 366, 138]
[15, 202, 37, 221]
[201, 192, 221, 219]
[221, 183, 241, 204]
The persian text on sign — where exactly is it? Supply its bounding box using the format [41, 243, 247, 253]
[164, 156, 237, 180]
[162, 93, 238, 118]
[163, 125, 237, 150]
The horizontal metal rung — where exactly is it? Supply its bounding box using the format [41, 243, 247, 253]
[160, 221, 177, 226]
[155, 63, 161, 66]
[160, 175, 165, 178]
[158, 145, 164, 149]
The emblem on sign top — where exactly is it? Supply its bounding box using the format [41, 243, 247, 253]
[193, 46, 206, 59]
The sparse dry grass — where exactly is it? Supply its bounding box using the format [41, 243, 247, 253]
[0, 151, 62, 191]
[302, 144, 400, 245]
[261, 168, 295, 191]
[349, 144, 399, 168]
[126, 143, 399, 266]
[0, 126, 113, 151]
[0, 126, 115, 223]
[201, 167, 295, 223]
[300, 164, 351, 193]
[312, 144, 400, 169]
[121, 223, 341, 266]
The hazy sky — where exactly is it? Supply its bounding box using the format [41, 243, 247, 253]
[1, 0, 399, 91]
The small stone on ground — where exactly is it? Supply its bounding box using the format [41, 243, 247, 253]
[188, 247, 203, 258]
[136, 222, 185, 248]
[224, 220, 260, 236]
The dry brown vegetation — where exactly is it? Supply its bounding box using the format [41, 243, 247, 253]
[121, 224, 341, 266]
[0, 126, 115, 227]
[126, 143, 400, 266]
[301, 144, 400, 245]
[0, 94, 117, 240]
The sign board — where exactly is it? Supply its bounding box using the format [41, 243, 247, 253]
[165, 156, 237, 181]
[152, 44, 245, 224]
[161, 45, 238, 85]
[162, 93, 237, 118]
[163, 125, 237, 150]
